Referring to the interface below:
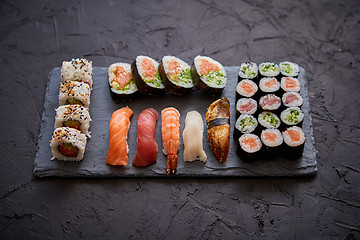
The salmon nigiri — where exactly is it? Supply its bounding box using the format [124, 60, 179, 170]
[132, 108, 159, 167]
[106, 106, 133, 166]
[161, 107, 180, 175]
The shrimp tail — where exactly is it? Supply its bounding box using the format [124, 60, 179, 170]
[166, 154, 178, 175]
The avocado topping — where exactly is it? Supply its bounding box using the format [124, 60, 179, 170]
[63, 120, 81, 130]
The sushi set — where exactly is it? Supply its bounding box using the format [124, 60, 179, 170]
[34, 56, 317, 177]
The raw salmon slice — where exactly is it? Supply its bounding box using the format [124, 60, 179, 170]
[199, 59, 220, 75]
[285, 77, 297, 88]
[113, 66, 132, 89]
[106, 106, 133, 166]
[264, 132, 277, 143]
[265, 78, 277, 88]
[242, 82, 255, 95]
[286, 129, 301, 142]
[242, 136, 257, 150]
[141, 58, 157, 79]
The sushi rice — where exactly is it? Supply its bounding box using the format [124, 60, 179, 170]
[162, 56, 193, 88]
[136, 55, 164, 89]
[61, 58, 93, 88]
[194, 55, 227, 89]
[59, 81, 91, 107]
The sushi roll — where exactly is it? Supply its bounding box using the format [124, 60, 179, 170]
[108, 62, 138, 99]
[258, 111, 281, 129]
[280, 107, 304, 127]
[192, 55, 227, 96]
[260, 128, 283, 159]
[234, 114, 258, 140]
[236, 79, 258, 99]
[279, 61, 300, 77]
[132, 55, 165, 95]
[159, 56, 193, 95]
[238, 62, 258, 81]
[259, 94, 281, 112]
[282, 91, 303, 108]
[61, 58, 93, 89]
[237, 133, 262, 161]
[259, 77, 280, 95]
[280, 77, 301, 92]
[50, 127, 87, 161]
[282, 126, 306, 159]
[259, 62, 280, 78]
[236, 98, 258, 116]
[54, 105, 91, 138]
[59, 81, 91, 107]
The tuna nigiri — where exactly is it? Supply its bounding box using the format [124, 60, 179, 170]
[206, 97, 230, 162]
[161, 107, 180, 175]
[132, 108, 159, 167]
[182, 111, 207, 163]
[106, 106, 133, 166]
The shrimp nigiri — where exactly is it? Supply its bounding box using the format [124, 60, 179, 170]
[182, 111, 207, 162]
[161, 107, 180, 175]
[132, 108, 159, 167]
[106, 106, 133, 166]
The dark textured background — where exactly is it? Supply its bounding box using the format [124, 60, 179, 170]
[0, 0, 359, 239]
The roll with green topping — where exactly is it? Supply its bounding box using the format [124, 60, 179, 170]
[159, 56, 193, 95]
[234, 114, 258, 140]
[132, 55, 165, 96]
[192, 55, 227, 96]
[258, 111, 281, 129]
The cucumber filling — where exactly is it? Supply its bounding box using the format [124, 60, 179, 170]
[144, 70, 164, 88]
[285, 110, 300, 123]
[238, 117, 256, 131]
[261, 64, 279, 73]
[261, 113, 279, 127]
[202, 70, 226, 86]
[170, 68, 192, 86]
[241, 66, 256, 78]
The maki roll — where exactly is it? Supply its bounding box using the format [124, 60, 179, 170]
[258, 111, 281, 129]
[236, 98, 258, 116]
[234, 114, 258, 140]
[259, 77, 280, 95]
[259, 94, 281, 112]
[55, 105, 91, 138]
[282, 91, 303, 108]
[260, 128, 283, 158]
[50, 127, 87, 161]
[279, 61, 300, 77]
[259, 62, 280, 78]
[236, 79, 258, 99]
[238, 62, 258, 80]
[280, 77, 301, 92]
[282, 126, 306, 159]
[237, 133, 262, 161]
[280, 107, 304, 127]
[159, 56, 193, 95]
[59, 81, 91, 107]
[132, 55, 165, 95]
[108, 62, 138, 99]
[61, 58, 93, 89]
[192, 55, 227, 96]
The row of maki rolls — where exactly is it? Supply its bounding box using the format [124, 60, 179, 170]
[108, 55, 228, 100]
[234, 61, 306, 161]
[50, 58, 93, 161]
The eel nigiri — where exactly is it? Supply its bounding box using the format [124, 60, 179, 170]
[106, 106, 133, 166]
[206, 97, 230, 162]
[161, 107, 180, 175]
[182, 111, 207, 162]
[132, 108, 159, 167]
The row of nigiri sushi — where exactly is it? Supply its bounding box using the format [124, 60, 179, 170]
[105, 98, 231, 175]
[108, 55, 228, 98]
[50, 58, 94, 161]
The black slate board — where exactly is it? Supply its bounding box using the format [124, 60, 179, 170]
[34, 66, 317, 177]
